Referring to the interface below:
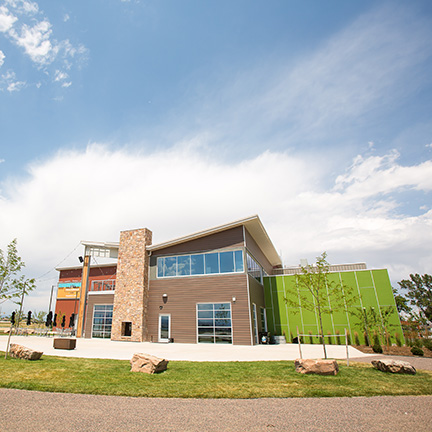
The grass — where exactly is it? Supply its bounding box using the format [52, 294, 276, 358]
[1, 353, 432, 398]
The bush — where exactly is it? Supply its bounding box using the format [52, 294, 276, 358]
[335, 330, 342, 345]
[346, 331, 351, 345]
[422, 339, 432, 351]
[373, 330, 380, 346]
[372, 344, 383, 354]
[364, 331, 370, 346]
[411, 346, 424, 356]
[414, 338, 423, 348]
[308, 330, 313, 344]
[354, 331, 360, 346]
[394, 332, 402, 347]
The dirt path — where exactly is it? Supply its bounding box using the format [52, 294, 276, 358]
[0, 388, 431, 432]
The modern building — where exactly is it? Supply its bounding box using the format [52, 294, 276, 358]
[54, 215, 403, 345]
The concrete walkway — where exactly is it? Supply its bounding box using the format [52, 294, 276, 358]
[0, 335, 371, 361]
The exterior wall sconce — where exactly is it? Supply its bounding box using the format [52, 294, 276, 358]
[162, 293, 168, 304]
[232, 297, 236, 303]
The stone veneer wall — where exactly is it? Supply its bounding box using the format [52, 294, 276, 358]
[111, 228, 152, 342]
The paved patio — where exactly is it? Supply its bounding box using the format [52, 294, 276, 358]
[1, 335, 370, 361]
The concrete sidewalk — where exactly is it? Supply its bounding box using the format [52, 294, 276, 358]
[0, 335, 370, 361]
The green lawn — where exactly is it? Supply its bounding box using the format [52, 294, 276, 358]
[1, 353, 431, 398]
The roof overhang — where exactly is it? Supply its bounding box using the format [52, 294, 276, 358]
[148, 215, 282, 267]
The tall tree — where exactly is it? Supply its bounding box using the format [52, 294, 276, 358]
[0, 239, 36, 304]
[392, 288, 412, 316]
[284, 252, 351, 359]
[398, 274, 432, 325]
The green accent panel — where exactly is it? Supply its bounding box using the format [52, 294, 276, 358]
[359, 287, 379, 307]
[356, 271, 374, 288]
[264, 268, 404, 341]
[371, 269, 396, 305]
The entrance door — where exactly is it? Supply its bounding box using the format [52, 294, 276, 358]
[158, 314, 171, 343]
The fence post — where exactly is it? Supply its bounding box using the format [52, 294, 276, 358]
[345, 328, 349, 367]
[297, 326, 302, 359]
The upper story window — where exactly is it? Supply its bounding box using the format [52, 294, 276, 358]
[157, 250, 244, 278]
[247, 252, 266, 284]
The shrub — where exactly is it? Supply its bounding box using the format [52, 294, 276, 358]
[411, 346, 424, 356]
[373, 330, 380, 347]
[308, 330, 313, 345]
[364, 331, 370, 346]
[327, 331, 333, 345]
[394, 332, 402, 347]
[372, 344, 383, 354]
[354, 331, 360, 346]
[335, 330, 341, 345]
[414, 338, 423, 348]
[422, 339, 432, 351]
[346, 331, 351, 345]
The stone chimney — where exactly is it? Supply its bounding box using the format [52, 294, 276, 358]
[111, 228, 152, 342]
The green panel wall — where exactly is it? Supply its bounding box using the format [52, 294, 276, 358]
[264, 269, 403, 345]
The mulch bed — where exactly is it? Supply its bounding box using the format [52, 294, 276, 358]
[354, 345, 432, 358]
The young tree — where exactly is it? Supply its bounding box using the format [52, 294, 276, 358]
[284, 252, 351, 359]
[0, 239, 36, 304]
[398, 274, 432, 325]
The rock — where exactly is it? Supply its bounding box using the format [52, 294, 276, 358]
[130, 353, 169, 374]
[371, 359, 416, 375]
[9, 344, 43, 360]
[295, 358, 339, 375]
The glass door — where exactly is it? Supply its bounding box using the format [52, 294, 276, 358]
[252, 304, 259, 344]
[158, 314, 171, 343]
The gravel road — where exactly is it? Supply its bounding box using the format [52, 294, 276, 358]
[0, 388, 431, 432]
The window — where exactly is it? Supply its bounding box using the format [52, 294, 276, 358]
[197, 303, 232, 344]
[157, 250, 244, 278]
[260, 307, 267, 333]
[247, 252, 264, 283]
[121, 321, 132, 337]
[92, 304, 113, 338]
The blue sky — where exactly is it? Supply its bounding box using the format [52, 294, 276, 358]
[0, 0, 432, 314]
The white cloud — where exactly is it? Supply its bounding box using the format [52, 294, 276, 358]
[0, 158, 5, 164]
[9, 19, 56, 65]
[426, 143, 432, 149]
[0, 1, 87, 88]
[63, 13, 70, 22]
[0, 5, 17, 32]
[0, 144, 431, 313]
[0, 50, 4, 67]
[0, 69, 26, 91]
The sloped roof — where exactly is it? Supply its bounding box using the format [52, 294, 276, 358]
[148, 215, 282, 267]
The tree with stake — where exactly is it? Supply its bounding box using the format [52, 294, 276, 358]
[284, 252, 352, 359]
[0, 239, 36, 304]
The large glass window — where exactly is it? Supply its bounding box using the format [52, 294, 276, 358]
[247, 252, 264, 283]
[92, 304, 113, 338]
[197, 303, 232, 344]
[157, 250, 244, 278]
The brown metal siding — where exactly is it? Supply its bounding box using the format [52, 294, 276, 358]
[152, 226, 245, 257]
[84, 293, 114, 338]
[148, 273, 251, 345]
[244, 228, 273, 274]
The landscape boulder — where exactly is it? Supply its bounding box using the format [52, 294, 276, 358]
[130, 353, 169, 374]
[371, 359, 416, 375]
[295, 358, 339, 375]
[9, 343, 43, 360]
